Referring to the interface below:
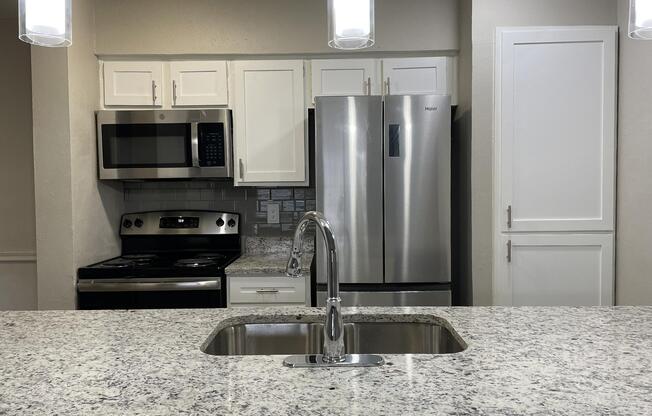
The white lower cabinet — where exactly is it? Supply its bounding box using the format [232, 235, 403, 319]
[494, 233, 614, 306]
[228, 276, 308, 307]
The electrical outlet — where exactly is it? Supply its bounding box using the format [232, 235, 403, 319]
[267, 203, 280, 224]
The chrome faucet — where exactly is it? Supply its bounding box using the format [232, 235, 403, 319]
[283, 211, 384, 368]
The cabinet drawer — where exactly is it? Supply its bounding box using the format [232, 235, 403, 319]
[228, 276, 306, 305]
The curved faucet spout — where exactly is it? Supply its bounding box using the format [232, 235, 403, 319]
[286, 211, 344, 362]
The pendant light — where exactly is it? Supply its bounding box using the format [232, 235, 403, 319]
[328, 0, 375, 50]
[629, 0, 652, 39]
[18, 0, 72, 47]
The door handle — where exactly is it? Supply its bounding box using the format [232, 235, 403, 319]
[172, 80, 178, 105]
[152, 80, 157, 105]
[239, 158, 245, 181]
[385, 77, 391, 95]
[256, 288, 279, 294]
[366, 77, 371, 95]
[506, 240, 512, 263]
[191, 122, 200, 167]
[507, 205, 512, 228]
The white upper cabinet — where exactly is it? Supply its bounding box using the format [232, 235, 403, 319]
[382, 57, 451, 97]
[232, 60, 307, 186]
[495, 27, 617, 232]
[311, 59, 380, 103]
[103, 61, 163, 106]
[170, 61, 228, 106]
[494, 233, 614, 306]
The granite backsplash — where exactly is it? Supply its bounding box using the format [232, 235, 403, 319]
[123, 181, 316, 237]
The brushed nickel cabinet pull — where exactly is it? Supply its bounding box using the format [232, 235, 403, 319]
[507, 205, 512, 228]
[152, 80, 157, 105]
[367, 77, 371, 95]
[239, 159, 245, 180]
[172, 80, 178, 105]
[256, 288, 279, 294]
[507, 240, 512, 263]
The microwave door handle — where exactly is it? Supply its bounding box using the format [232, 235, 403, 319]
[191, 122, 200, 167]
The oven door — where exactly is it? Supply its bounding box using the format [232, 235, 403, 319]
[77, 277, 225, 309]
[97, 110, 232, 180]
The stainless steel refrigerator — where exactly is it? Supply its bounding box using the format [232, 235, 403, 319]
[314, 94, 451, 306]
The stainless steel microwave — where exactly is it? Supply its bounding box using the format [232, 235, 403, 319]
[96, 110, 233, 180]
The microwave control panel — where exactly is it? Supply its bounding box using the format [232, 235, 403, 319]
[198, 123, 226, 167]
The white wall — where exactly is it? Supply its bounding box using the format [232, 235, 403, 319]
[31, 0, 123, 309]
[0, 17, 37, 310]
[470, 0, 617, 305]
[616, 0, 652, 305]
[94, 0, 459, 55]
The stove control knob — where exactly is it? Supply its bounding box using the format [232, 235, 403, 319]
[227, 219, 236, 228]
[122, 219, 133, 229]
[134, 218, 143, 228]
[216, 218, 225, 227]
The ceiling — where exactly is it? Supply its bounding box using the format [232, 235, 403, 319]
[0, 1, 17, 20]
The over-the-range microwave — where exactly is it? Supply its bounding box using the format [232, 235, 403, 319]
[96, 110, 233, 180]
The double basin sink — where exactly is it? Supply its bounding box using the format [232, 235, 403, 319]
[202, 317, 467, 356]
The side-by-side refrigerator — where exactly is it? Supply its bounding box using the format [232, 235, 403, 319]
[315, 94, 451, 306]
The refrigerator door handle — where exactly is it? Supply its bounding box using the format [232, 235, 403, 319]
[388, 124, 401, 157]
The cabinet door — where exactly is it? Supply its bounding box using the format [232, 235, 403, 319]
[103, 61, 163, 106]
[495, 27, 617, 232]
[232, 60, 307, 185]
[311, 59, 380, 103]
[494, 233, 614, 306]
[382, 57, 449, 96]
[170, 61, 228, 106]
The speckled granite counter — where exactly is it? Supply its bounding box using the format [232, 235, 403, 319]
[1, 306, 651, 415]
[227, 236, 314, 276]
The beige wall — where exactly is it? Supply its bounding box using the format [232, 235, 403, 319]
[470, 0, 617, 305]
[0, 17, 37, 310]
[616, 0, 652, 305]
[94, 0, 459, 55]
[32, 0, 123, 309]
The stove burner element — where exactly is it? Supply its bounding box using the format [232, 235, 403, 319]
[123, 254, 157, 260]
[175, 258, 217, 268]
[99, 259, 135, 268]
[196, 253, 227, 261]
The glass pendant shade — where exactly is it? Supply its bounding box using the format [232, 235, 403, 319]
[18, 0, 72, 47]
[328, 0, 375, 50]
[629, 0, 652, 39]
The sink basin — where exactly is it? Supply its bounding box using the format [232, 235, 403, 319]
[202, 318, 466, 356]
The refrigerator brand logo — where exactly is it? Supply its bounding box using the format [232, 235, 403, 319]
[425, 106, 438, 111]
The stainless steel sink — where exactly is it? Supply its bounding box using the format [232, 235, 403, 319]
[202, 320, 466, 356]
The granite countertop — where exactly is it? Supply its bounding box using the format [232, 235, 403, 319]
[227, 236, 314, 276]
[1, 306, 651, 415]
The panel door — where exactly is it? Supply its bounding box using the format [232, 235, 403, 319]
[494, 233, 614, 306]
[170, 61, 228, 106]
[232, 60, 306, 185]
[103, 61, 163, 106]
[382, 57, 449, 96]
[311, 59, 380, 103]
[495, 27, 617, 232]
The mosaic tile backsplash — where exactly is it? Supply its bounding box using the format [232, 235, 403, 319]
[123, 181, 316, 237]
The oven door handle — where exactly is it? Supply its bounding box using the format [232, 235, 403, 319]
[77, 279, 221, 292]
[191, 122, 200, 167]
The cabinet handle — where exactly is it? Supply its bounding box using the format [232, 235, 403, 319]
[239, 158, 244, 181]
[507, 205, 512, 229]
[507, 240, 512, 263]
[151, 80, 157, 105]
[385, 77, 391, 95]
[172, 80, 178, 105]
[256, 288, 279, 294]
[366, 77, 371, 95]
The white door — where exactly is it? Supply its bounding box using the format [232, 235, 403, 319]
[103, 61, 163, 106]
[495, 27, 617, 232]
[382, 57, 449, 96]
[494, 233, 614, 306]
[311, 59, 380, 103]
[232, 60, 307, 185]
[170, 61, 228, 106]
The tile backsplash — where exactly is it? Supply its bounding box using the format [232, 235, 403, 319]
[123, 181, 315, 237]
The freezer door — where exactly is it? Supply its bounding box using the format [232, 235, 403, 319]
[315, 96, 384, 284]
[384, 95, 451, 283]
